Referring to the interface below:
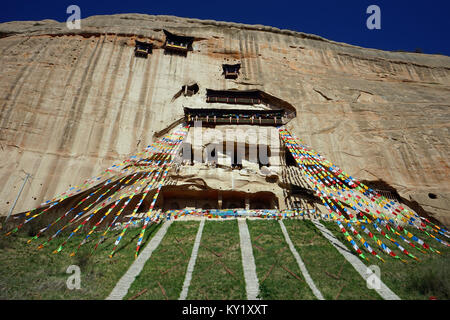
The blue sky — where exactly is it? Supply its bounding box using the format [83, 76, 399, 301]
[1, 0, 449, 55]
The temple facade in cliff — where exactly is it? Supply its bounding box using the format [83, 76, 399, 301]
[164, 84, 306, 213]
[163, 29, 194, 55]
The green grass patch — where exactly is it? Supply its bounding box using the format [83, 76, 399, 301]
[0, 222, 161, 299]
[247, 219, 316, 299]
[187, 220, 246, 300]
[321, 220, 450, 300]
[124, 221, 199, 300]
[283, 219, 381, 300]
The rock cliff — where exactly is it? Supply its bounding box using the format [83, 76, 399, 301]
[0, 14, 449, 226]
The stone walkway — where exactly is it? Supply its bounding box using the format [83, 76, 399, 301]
[106, 220, 173, 300]
[311, 220, 400, 300]
[238, 218, 260, 300]
[104, 217, 400, 301]
[179, 219, 205, 300]
[279, 220, 324, 300]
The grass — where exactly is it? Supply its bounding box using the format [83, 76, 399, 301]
[2, 216, 447, 300]
[247, 219, 316, 299]
[124, 221, 199, 300]
[283, 219, 381, 300]
[321, 220, 450, 300]
[187, 220, 246, 300]
[0, 221, 161, 299]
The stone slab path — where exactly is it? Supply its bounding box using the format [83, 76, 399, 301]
[279, 220, 324, 300]
[179, 219, 205, 300]
[106, 220, 173, 300]
[312, 220, 400, 300]
[238, 218, 260, 300]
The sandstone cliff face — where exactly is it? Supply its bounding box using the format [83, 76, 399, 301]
[0, 14, 449, 225]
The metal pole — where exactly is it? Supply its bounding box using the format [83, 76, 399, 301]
[5, 173, 31, 224]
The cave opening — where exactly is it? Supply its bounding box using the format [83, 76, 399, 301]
[222, 63, 241, 79]
[134, 40, 152, 58]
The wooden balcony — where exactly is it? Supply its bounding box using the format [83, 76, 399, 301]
[164, 42, 189, 52]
